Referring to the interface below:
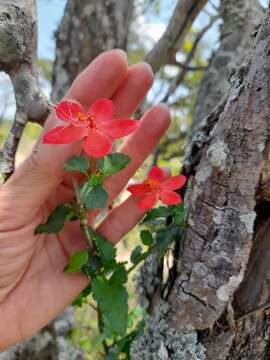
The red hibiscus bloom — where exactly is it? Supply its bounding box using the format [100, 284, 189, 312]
[127, 166, 186, 211]
[43, 98, 139, 157]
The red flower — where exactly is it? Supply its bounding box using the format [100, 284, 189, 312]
[43, 98, 139, 157]
[127, 166, 186, 211]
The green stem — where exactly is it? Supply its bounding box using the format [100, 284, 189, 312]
[72, 176, 95, 251]
[81, 220, 95, 252]
[127, 249, 151, 274]
[97, 307, 109, 355]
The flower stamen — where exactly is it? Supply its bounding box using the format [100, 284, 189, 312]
[144, 178, 159, 191]
[87, 114, 96, 129]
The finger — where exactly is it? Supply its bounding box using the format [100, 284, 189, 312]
[97, 195, 144, 244]
[111, 62, 153, 118]
[2, 50, 128, 226]
[104, 104, 171, 203]
[50, 61, 155, 205]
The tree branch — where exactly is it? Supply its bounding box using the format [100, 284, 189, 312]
[144, 0, 208, 73]
[0, 0, 52, 179]
[160, 15, 218, 104]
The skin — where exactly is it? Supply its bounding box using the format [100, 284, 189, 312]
[0, 50, 170, 350]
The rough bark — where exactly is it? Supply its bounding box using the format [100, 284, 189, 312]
[0, 0, 51, 178]
[51, 0, 134, 102]
[144, 0, 208, 74]
[191, 0, 263, 132]
[171, 5, 270, 359]
[132, 2, 270, 360]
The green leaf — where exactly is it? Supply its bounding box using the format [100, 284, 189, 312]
[35, 204, 76, 234]
[64, 250, 89, 273]
[97, 153, 131, 177]
[88, 228, 116, 265]
[92, 276, 128, 336]
[104, 353, 118, 360]
[173, 203, 186, 226]
[84, 185, 108, 210]
[131, 245, 143, 265]
[63, 155, 88, 174]
[81, 254, 102, 278]
[156, 224, 180, 259]
[140, 229, 153, 246]
[110, 263, 128, 285]
[142, 206, 174, 223]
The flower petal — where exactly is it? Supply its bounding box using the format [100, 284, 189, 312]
[99, 119, 140, 139]
[55, 100, 85, 123]
[127, 183, 152, 196]
[161, 175, 186, 190]
[88, 98, 115, 123]
[159, 190, 182, 205]
[148, 166, 166, 183]
[137, 192, 159, 211]
[82, 129, 112, 157]
[43, 125, 88, 144]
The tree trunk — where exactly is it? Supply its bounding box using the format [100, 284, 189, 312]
[132, 2, 270, 360]
[51, 0, 134, 102]
[145, 0, 208, 74]
[191, 0, 263, 132]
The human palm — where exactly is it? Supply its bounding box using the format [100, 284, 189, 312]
[0, 50, 170, 350]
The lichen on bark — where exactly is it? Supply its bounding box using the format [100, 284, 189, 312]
[130, 301, 206, 360]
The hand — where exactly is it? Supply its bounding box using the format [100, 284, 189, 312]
[0, 50, 170, 350]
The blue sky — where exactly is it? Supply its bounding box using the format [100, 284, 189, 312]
[37, 0, 67, 59]
[37, 0, 268, 60]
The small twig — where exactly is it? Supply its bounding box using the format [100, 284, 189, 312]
[160, 15, 218, 104]
[89, 302, 98, 312]
[173, 62, 207, 71]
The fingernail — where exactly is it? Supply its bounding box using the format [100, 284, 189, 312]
[114, 49, 127, 61]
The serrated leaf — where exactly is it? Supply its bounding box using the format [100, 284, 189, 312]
[63, 155, 88, 174]
[110, 263, 128, 285]
[81, 255, 102, 278]
[140, 229, 153, 246]
[35, 204, 75, 234]
[92, 276, 128, 336]
[142, 206, 174, 223]
[88, 227, 116, 265]
[84, 185, 108, 209]
[97, 153, 131, 177]
[156, 224, 180, 259]
[64, 250, 89, 273]
[131, 245, 143, 265]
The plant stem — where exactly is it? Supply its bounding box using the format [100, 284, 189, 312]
[72, 176, 95, 251]
[97, 307, 109, 355]
[127, 249, 151, 274]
